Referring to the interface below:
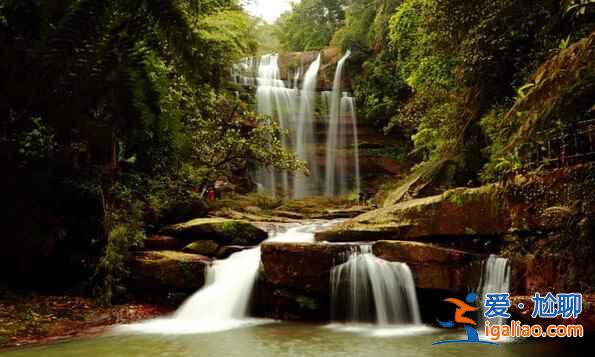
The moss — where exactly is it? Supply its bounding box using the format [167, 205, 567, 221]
[182, 240, 219, 256]
[163, 218, 267, 245]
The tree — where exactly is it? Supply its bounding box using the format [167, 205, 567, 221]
[275, 0, 346, 51]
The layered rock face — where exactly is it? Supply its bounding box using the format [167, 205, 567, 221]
[257, 240, 481, 321]
[306, 164, 594, 330]
[261, 241, 480, 294]
[316, 164, 595, 244]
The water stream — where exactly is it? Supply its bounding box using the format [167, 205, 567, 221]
[330, 245, 421, 326]
[116, 221, 333, 334]
[244, 51, 360, 198]
[477, 254, 511, 327]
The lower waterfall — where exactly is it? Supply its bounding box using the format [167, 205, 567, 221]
[330, 246, 421, 326]
[477, 254, 511, 327]
[115, 221, 337, 334]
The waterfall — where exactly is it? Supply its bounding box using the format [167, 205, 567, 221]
[294, 54, 321, 199]
[248, 51, 360, 198]
[330, 245, 421, 325]
[340, 94, 361, 196]
[477, 255, 511, 327]
[116, 222, 333, 335]
[255, 54, 298, 196]
[325, 50, 360, 196]
[254, 54, 321, 198]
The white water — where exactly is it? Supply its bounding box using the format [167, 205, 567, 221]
[294, 54, 321, 199]
[253, 54, 322, 198]
[255, 54, 297, 196]
[477, 255, 511, 327]
[245, 51, 360, 198]
[330, 245, 421, 326]
[325, 50, 360, 196]
[116, 221, 335, 335]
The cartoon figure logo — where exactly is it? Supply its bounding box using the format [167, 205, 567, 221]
[432, 292, 498, 346]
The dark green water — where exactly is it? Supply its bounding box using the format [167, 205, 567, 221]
[1, 322, 589, 357]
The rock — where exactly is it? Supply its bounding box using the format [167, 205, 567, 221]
[261, 242, 357, 293]
[261, 241, 478, 294]
[509, 254, 575, 295]
[372, 241, 480, 292]
[310, 206, 369, 219]
[244, 206, 263, 214]
[182, 240, 219, 256]
[143, 235, 185, 251]
[216, 245, 255, 259]
[272, 210, 306, 220]
[128, 251, 210, 294]
[315, 185, 512, 242]
[162, 218, 268, 246]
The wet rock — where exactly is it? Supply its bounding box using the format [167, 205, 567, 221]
[216, 245, 255, 259]
[372, 241, 480, 292]
[261, 242, 357, 293]
[161, 218, 268, 246]
[128, 251, 210, 294]
[143, 235, 185, 251]
[182, 240, 219, 256]
[261, 241, 478, 294]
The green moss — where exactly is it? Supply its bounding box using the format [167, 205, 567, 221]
[182, 240, 219, 256]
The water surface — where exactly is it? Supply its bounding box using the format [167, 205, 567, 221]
[1, 322, 587, 357]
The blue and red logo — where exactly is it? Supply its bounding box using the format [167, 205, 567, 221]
[432, 292, 498, 346]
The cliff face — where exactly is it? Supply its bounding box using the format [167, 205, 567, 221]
[276, 47, 349, 91]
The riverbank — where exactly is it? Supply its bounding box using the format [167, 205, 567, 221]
[0, 291, 172, 350]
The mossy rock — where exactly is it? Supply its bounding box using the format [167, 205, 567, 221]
[182, 240, 219, 256]
[127, 251, 211, 293]
[316, 184, 507, 242]
[162, 218, 268, 246]
[144, 235, 185, 251]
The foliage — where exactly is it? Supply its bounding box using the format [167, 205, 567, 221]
[275, 0, 345, 51]
[0, 0, 303, 293]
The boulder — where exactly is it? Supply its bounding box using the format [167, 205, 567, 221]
[162, 218, 268, 246]
[182, 240, 220, 256]
[143, 235, 185, 251]
[128, 251, 210, 294]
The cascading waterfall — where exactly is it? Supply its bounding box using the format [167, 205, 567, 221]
[255, 54, 298, 196]
[340, 94, 361, 196]
[294, 54, 321, 199]
[477, 255, 511, 327]
[325, 50, 359, 196]
[253, 54, 321, 198]
[244, 51, 360, 198]
[330, 245, 421, 325]
[116, 221, 338, 335]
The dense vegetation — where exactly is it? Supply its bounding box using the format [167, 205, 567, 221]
[0, 0, 303, 299]
[276, 0, 594, 196]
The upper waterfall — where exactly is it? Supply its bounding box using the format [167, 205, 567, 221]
[237, 51, 361, 198]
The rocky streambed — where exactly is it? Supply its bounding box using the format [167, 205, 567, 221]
[121, 164, 595, 333]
